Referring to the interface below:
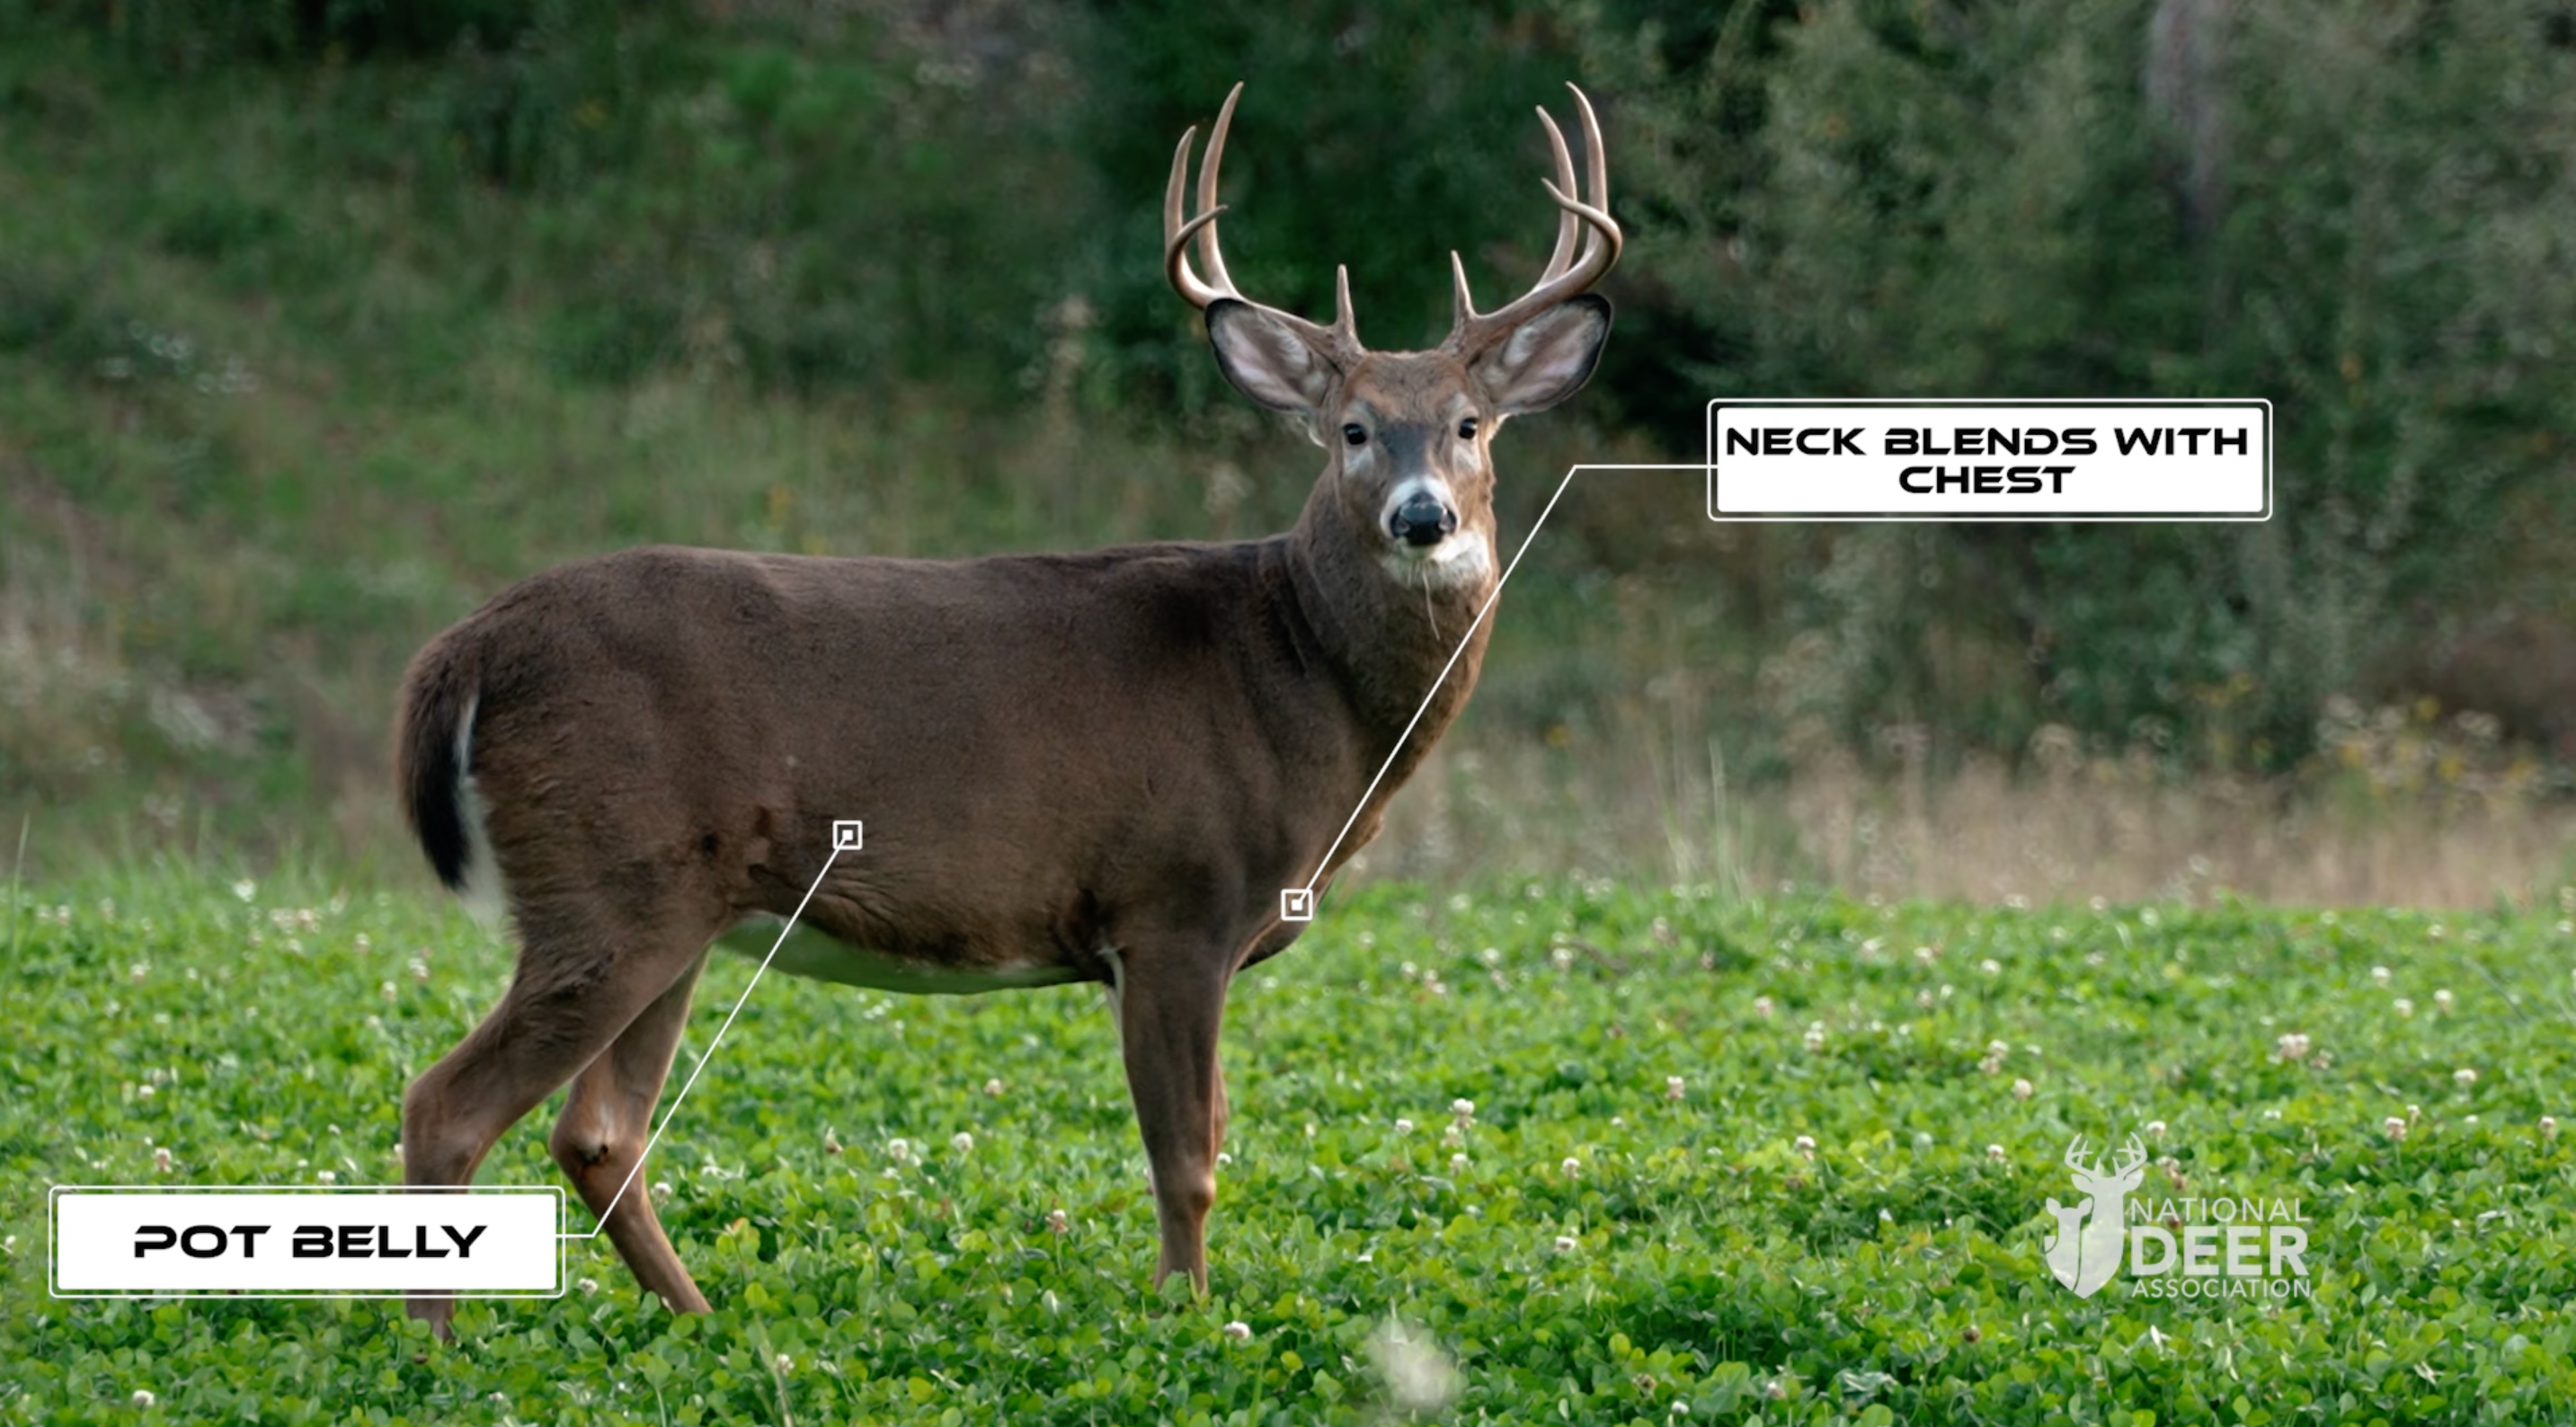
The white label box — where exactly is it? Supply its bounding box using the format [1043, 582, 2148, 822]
[1707, 399, 2271, 520]
[50, 1186, 563, 1297]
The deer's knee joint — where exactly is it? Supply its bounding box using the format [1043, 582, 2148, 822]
[548, 1107, 624, 1174]
[1163, 1168, 1217, 1220]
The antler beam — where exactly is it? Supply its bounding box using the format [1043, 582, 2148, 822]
[1443, 84, 1623, 359]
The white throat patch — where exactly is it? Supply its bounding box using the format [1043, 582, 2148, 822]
[1380, 528, 1494, 591]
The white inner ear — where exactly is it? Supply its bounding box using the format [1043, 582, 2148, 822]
[1211, 306, 1337, 415]
[1472, 301, 1609, 415]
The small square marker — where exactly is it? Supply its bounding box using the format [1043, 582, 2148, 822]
[831, 820, 865, 852]
[1279, 888, 1315, 922]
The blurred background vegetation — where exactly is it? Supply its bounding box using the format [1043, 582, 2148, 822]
[1, 0, 2571, 901]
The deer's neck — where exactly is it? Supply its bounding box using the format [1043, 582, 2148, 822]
[1282, 483, 1500, 787]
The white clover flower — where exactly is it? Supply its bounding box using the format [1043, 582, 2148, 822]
[316, 1171, 335, 1184]
[379, 980, 398, 1002]
[2371, 965, 2392, 987]
[1047, 1209, 1070, 1235]
[2433, 988, 2453, 1013]
[652, 1181, 673, 1203]
[1985, 1143, 2008, 1163]
[132, 1389, 155, 1408]
[1752, 996, 1775, 1019]
[1393, 1119, 1414, 1135]
[1978, 959, 2002, 976]
[2011, 1078, 2034, 1101]
[885, 1138, 913, 1166]
[2454, 1068, 2478, 1087]
[2384, 1115, 2409, 1141]
[129, 963, 149, 983]
[776, 1353, 793, 1372]
[1666, 1076, 1686, 1102]
[822, 1127, 842, 1155]
[1802, 1024, 1826, 1053]
[1222, 1321, 1252, 1343]
[1560, 1156, 1583, 1179]
[1451, 1098, 1476, 1120]
[951, 1131, 974, 1156]
[983, 1078, 1005, 1096]
[2394, 997, 2415, 1018]
[153, 1147, 173, 1174]
[578, 1277, 599, 1294]
[1451, 1153, 1470, 1173]
[1977, 1054, 2003, 1076]
[2543, 1116, 2560, 1141]
[2275, 1032, 2311, 1062]
[1551, 1235, 1577, 1254]
[1793, 1134, 1817, 1159]
[2145, 1121, 2167, 1140]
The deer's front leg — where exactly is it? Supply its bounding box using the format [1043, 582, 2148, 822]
[1113, 950, 1231, 1293]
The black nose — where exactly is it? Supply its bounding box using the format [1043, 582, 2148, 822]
[1390, 493, 1457, 548]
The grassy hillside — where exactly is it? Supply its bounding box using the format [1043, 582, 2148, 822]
[7, 872, 2576, 1423]
[0, 16, 1690, 879]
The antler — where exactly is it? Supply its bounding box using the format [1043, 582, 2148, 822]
[2112, 1133, 2148, 1175]
[1442, 84, 1623, 358]
[1164, 83, 1365, 368]
[2064, 1135, 2094, 1174]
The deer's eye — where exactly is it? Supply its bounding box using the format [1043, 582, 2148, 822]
[1342, 423, 1368, 447]
[1457, 417, 1479, 441]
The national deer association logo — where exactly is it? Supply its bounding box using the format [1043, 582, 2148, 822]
[2039, 1128, 2313, 1300]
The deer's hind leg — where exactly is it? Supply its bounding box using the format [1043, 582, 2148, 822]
[548, 948, 713, 1315]
[400, 896, 721, 1336]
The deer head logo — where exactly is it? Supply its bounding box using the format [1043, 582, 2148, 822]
[2042, 1133, 2147, 1298]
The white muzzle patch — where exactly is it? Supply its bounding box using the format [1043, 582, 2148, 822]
[1377, 476, 1490, 589]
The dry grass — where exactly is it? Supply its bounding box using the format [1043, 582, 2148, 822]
[1360, 724, 2576, 911]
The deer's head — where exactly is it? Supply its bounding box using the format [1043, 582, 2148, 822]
[1164, 84, 1621, 592]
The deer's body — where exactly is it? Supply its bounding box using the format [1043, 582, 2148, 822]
[404, 520, 1492, 999]
[393, 82, 1615, 1336]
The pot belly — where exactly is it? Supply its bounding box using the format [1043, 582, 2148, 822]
[715, 917, 1083, 995]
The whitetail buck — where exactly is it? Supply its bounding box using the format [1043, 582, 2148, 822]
[392, 82, 1619, 1335]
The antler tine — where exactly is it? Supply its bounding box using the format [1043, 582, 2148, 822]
[1535, 106, 1581, 284]
[1570, 81, 1610, 245]
[1443, 83, 1622, 357]
[1195, 83, 1244, 298]
[1163, 126, 1224, 308]
[1161, 84, 1364, 362]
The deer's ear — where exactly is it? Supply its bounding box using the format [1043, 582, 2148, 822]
[1470, 294, 1612, 415]
[1207, 298, 1339, 417]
